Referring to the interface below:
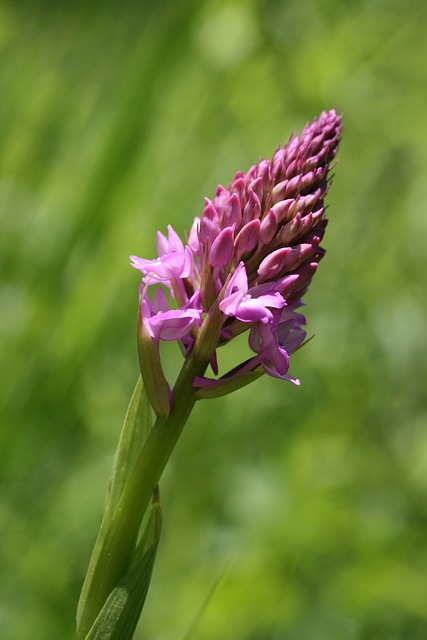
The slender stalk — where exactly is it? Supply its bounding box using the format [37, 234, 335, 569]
[77, 351, 209, 639]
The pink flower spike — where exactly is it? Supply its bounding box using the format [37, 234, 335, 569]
[131, 109, 342, 399]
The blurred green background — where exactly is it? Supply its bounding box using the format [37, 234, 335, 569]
[1, 0, 427, 638]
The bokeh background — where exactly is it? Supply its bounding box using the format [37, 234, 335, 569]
[1, 1, 427, 638]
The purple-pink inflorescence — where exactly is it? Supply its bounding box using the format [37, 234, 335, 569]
[131, 110, 342, 411]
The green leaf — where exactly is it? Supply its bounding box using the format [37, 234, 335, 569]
[85, 495, 162, 640]
[105, 375, 152, 527]
[194, 369, 264, 400]
[137, 304, 171, 420]
[77, 376, 153, 636]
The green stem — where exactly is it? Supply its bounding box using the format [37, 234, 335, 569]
[77, 351, 209, 639]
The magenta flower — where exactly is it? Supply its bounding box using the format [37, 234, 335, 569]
[131, 109, 342, 414]
[140, 287, 202, 345]
[249, 304, 307, 383]
[130, 225, 194, 285]
[130, 247, 194, 284]
[219, 262, 286, 324]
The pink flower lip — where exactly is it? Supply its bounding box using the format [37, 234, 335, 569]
[219, 262, 286, 324]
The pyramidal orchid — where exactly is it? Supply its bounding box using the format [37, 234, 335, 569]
[130, 108, 342, 410]
[77, 110, 342, 640]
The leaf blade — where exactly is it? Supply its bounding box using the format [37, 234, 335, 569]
[85, 496, 162, 640]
